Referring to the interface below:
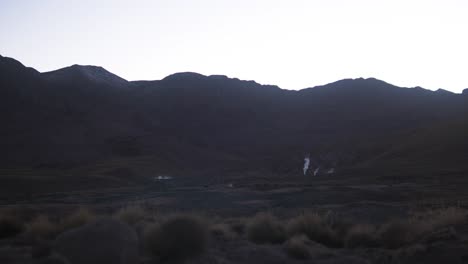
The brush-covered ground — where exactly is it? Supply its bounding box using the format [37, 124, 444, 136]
[1, 169, 468, 264]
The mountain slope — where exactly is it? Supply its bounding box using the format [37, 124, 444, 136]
[369, 113, 468, 168]
[1, 54, 467, 178]
[42, 64, 129, 87]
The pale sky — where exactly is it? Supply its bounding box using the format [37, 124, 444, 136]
[1, 0, 467, 92]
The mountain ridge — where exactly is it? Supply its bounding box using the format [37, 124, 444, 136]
[42, 64, 129, 87]
[1, 54, 464, 94]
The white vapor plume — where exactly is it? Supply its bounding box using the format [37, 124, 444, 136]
[303, 155, 310, 175]
[314, 167, 320, 176]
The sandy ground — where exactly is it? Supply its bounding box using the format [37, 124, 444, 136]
[2, 171, 468, 263]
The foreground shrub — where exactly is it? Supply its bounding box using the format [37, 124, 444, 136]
[287, 212, 341, 247]
[37, 253, 70, 264]
[114, 205, 146, 226]
[27, 215, 56, 239]
[378, 219, 420, 249]
[413, 207, 467, 230]
[0, 214, 24, 239]
[433, 207, 467, 227]
[284, 235, 311, 259]
[345, 224, 378, 248]
[60, 207, 95, 231]
[329, 216, 354, 238]
[226, 217, 247, 235]
[375, 207, 467, 249]
[211, 223, 236, 241]
[246, 212, 286, 244]
[145, 215, 208, 262]
[396, 243, 427, 261]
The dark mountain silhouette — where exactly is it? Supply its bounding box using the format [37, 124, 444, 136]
[435, 88, 455, 95]
[42, 64, 129, 88]
[1, 54, 467, 180]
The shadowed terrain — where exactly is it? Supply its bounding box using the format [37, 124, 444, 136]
[1, 55, 468, 263]
[1, 54, 467, 187]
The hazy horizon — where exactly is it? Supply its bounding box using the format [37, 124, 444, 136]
[1, 0, 467, 92]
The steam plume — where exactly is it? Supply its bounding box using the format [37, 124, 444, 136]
[303, 155, 310, 175]
[313, 167, 320, 176]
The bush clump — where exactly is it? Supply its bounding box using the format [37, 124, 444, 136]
[286, 212, 342, 248]
[0, 214, 24, 239]
[246, 212, 286, 244]
[378, 219, 419, 249]
[211, 223, 236, 241]
[345, 224, 379, 248]
[413, 207, 467, 231]
[114, 205, 146, 226]
[27, 215, 57, 239]
[60, 207, 95, 231]
[377, 207, 467, 249]
[145, 215, 209, 262]
[284, 235, 311, 259]
[226, 217, 247, 235]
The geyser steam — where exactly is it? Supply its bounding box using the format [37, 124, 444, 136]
[303, 155, 310, 175]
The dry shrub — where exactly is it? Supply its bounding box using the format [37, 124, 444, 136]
[413, 207, 467, 230]
[27, 215, 56, 239]
[211, 223, 236, 240]
[435, 207, 467, 226]
[145, 215, 209, 262]
[286, 212, 341, 248]
[396, 243, 427, 261]
[378, 207, 467, 249]
[345, 224, 379, 248]
[38, 253, 71, 264]
[226, 217, 247, 235]
[114, 205, 146, 226]
[60, 207, 95, 232]
[284, 235, 311, 260]
[378, 219, 420, 249]
[246, 212, 286, 244]
[0, 213, 24, 239]
[329, 216, 354, 238]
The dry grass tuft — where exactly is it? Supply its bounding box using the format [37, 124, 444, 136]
[114, 205, 146, 226]
[145, 214, 209, 262]
[27, 215, 57, 239]
[0, 213, 24, 239]
[396, 243, 427, 261]
[60, 207, 95, 232]
[39, 253, 71, 264]
[211, 223, 237, 241]
[378, 207, 467, 249]
[286, 212, 342, 248]
[226, 217, 247, 235]
[378, 219, 421, 249]
[284, 235, 311, 259]
[246, 212, 286, 244]
[345, 224, 378, 248]
[412, 207, 467, 230]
